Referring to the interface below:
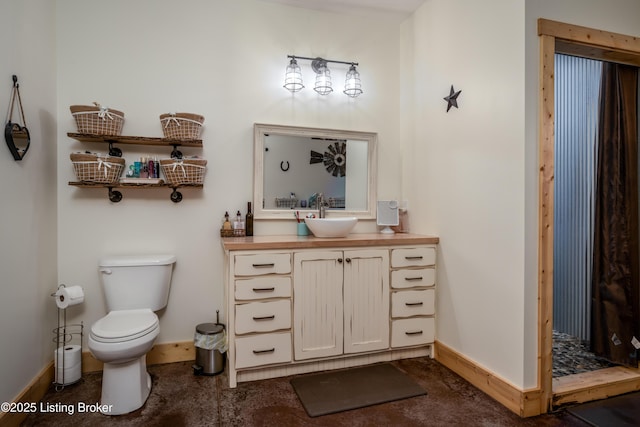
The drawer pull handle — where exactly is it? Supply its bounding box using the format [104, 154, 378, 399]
[405, 330, 423, 336]
[253, 348, 276, 355]
[405, 302, 424, 307]
[405, 256, 423, 260]
[252, 287, 276, 292]
[252, 263, 275, 268]
[252, 315, 275, 321]
[405, 276, 423, 281]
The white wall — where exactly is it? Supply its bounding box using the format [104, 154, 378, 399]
[402, 0, 527, 386]
[403, 0, 640, 390]
[0, 1, 57, 404]
[56, 0, 404, 350]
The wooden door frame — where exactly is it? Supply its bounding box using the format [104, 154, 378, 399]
[537, 18, 640, 412]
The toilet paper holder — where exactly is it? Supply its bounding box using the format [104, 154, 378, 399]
[51, 284, 84, 391]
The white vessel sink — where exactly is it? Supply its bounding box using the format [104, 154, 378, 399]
[304, 217, 358, 238]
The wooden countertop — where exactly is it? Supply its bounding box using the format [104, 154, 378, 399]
[221, 233, 439, 251]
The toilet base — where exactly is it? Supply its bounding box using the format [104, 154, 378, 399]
[100, 355, 152, 415]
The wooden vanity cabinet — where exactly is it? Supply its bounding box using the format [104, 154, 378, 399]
[228, 252, 293, 379]
[390, 247, 436, 348]
[223, 234, 438, 388]
[293, 249, 389, 360]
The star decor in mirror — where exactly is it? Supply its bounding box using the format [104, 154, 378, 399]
[310, 140, 347, 177]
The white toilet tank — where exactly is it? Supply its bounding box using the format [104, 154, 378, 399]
[98, 254, 176, 311]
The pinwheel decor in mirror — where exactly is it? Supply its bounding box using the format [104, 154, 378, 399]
[4, 75, 31, 161]
[310, 141, 347, 177]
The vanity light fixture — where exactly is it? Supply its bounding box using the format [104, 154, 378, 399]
[313, 60, 333, 95]
[343, 64, 363, 98]
[284, 55, 363, 97]
[283, 58, 304, 92]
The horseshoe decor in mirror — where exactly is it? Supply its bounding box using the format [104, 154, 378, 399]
[4, 75, 31, 161]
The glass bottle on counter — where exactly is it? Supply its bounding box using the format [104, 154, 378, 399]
[246, 202, 254, 236]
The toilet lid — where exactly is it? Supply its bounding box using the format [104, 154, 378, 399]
[91, 309, 159, 342]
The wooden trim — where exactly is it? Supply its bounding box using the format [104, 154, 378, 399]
[538, 19, 640, 54]
[537, 18, 640, 413]
[538, 32, 556, 415]
[83, 340, 195, 373]
[0, 362, 54, 427]
[553, 366, 640, 407]
[434, 341, 542, 417]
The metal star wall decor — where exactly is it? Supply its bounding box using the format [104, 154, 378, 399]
[444, 85, 462, 112]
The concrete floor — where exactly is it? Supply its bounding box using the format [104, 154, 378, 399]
[22, 357, 588, 426]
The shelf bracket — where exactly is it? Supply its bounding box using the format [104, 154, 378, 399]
[170, 188, 183, 203]
[108, 187, 123, 203]
[170, 145, 183, 159]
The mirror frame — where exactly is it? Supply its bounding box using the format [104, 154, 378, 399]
[253, 123, 377, 220]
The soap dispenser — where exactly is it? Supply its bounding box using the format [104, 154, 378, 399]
[233, 210, 245, 237]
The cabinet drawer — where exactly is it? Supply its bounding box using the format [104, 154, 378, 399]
[235, 277, 291, 300]
[235, 332, 292, 369]
[391, 268, 435, 289]
[390, 247, 435, 268]
[235, 300, 291, 334]
[234, 253, 291, 276]
[391, 317, 435, 347]
[391, 289, 435, 317]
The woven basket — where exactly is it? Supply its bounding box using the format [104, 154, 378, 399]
[275, 197, 298, 208]
[159, 113, 204, 140]
[70, 103, 125, 135]
[160, 158, 207, 185]
[70, 153, 125, 183]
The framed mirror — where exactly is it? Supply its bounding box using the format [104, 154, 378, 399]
[254, 123, 377, 219]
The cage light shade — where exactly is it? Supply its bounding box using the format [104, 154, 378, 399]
[344, 65, 363, 98]
[314, 64, 333, 95]
[283, 58, 304, 93]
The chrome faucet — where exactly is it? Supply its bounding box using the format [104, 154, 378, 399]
[317, 193, 326, 218]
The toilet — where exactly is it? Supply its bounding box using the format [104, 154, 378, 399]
[88, 254, 176, 415]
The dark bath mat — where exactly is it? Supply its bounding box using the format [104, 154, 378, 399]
[567, 392, 640, 426]
[290, 363, 427, 417]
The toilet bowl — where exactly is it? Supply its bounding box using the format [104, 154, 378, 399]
[89, 309, 160, 415]
[88, 254, 176, 415]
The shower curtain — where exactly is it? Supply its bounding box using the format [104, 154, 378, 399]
[591, 62, 640, 367]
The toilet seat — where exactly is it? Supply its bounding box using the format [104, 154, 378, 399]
[90, 309, 159, 343]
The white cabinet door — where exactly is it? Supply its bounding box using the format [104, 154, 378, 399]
[343, 249, 389, 354]
[293, 251, 344, 360]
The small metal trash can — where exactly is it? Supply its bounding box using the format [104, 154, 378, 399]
[193, 321, 226, 376]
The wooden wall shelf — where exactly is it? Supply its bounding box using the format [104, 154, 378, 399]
[68, 132, 205, 202]
[67, 133, 203, 147]
[68, 182, 203, 203]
